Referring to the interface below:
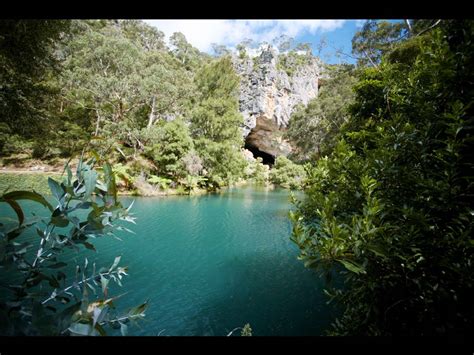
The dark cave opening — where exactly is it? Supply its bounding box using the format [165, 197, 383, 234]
[244, 141, 275, 166]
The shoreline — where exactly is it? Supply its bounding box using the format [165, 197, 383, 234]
[0, 170, 283, 197]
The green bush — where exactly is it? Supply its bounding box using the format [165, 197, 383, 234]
[1, 134, 34, 156]
[277, 51, 312, 77]
[32, 142, 49, 159]
[145, 119, 193, 179]
[290, 21, 474, 335]
[269, 156, 306, 189]
[196, 140, 247, 189]
[244, 157, 269, 185]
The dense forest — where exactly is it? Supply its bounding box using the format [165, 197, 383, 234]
[0, 19, 310, 195]
[291, 20, 474, 335]
[0, 19, 473, 337]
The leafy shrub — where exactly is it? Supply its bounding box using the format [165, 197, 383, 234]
[145, 119, 193, 179]
[277, 51, 312, 77]
[269, 156, 306, 189]
[147, 174, 172, 190]
[1, 134, 34, 156]
[112, 163, 135, 190]
[32, 141, 49, 159]
[291, 21, 474, 335]
[196, 140, 247, 189]
[241, 323, 252, 336]
[0, 157, 147, 335]
[0, 122, 11, 153]
[244, 157, 269, 185]
[181, 175, 207, 195]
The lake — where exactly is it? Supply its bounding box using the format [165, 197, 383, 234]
[1, 185, 336, 336]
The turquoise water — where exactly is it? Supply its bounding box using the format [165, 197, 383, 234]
[1, 186, 335, 336]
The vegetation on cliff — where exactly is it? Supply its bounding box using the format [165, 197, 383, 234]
[1, 20, 313, 194]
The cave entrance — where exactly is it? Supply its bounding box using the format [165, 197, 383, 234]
[244, 141, 275, 166]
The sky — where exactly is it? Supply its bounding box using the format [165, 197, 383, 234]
[144, 20, 369, 64]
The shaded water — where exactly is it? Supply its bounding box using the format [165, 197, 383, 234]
[1, 186, 336, 335]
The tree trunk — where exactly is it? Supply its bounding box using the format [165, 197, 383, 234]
[147, 96, 156, 129]
[363, 49, 379, 69]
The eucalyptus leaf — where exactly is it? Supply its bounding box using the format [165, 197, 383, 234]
[1, 190, 53, 211]
[48, 178, 65, 203]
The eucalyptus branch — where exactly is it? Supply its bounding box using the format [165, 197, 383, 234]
[100, 312, 144, 325]
[41, 268, 122, 305]
[415, 20, 442, 37]
[226, 327, 242, 336]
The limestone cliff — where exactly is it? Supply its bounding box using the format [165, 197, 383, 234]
[232, 45, 323, 158]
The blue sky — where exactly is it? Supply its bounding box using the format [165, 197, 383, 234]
[144, 20, 369, 64]
[299, 21, 365, 64]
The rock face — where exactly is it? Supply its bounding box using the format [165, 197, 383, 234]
[232, 45, 322, 158]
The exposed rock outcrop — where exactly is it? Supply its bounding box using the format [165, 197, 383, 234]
[232, 45, 323, 158]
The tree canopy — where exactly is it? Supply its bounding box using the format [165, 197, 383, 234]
[291, 20, 474, 335]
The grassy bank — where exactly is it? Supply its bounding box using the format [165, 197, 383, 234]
[0, 172, 285, 198]
[0, 172, 215, 197]
[0, 171, 60, 195]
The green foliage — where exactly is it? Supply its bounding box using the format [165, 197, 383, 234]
[112, 163, 134, 190]
[0, 173, 54, 195]
[181, 175, 207, 195]
[195, 140, 247, 188]
[277, 50, 312, 77]
[192, 56, 240, 107]
[190, 56, 246, 188]
[292, 20, 474, 335]
[147, 175, 172, 190]
[286, 64, 357, 160]
[0, 157, 147, 335]
[245, 157, 269, 185]
[269, 156, 306, 189]
[60, 21, 194, 146]
[352, 20, 408, 67]
[1, 134, 34, 156]
[32, 142, 49, 160]
[60, 23, 146, 134]
[252, 56, 260, 71]
[241, 323, 252, 336]
[0, 20, 70, 138]
[0, 122, 11, 153]
[191, 99, 243, 144]
[169, 32, 209, 71]
[145, 119, 193, 179]
[236, 44, 247, 59]
[117, 19, 166, 52]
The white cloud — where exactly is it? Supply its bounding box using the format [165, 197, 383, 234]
[144, 20, 346, 53]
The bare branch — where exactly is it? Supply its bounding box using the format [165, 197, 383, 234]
[226, 327, 243, 336]
[362, 49, 379, 69]
[404, 19, 413, 34]
[415, 20, 442, 37]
